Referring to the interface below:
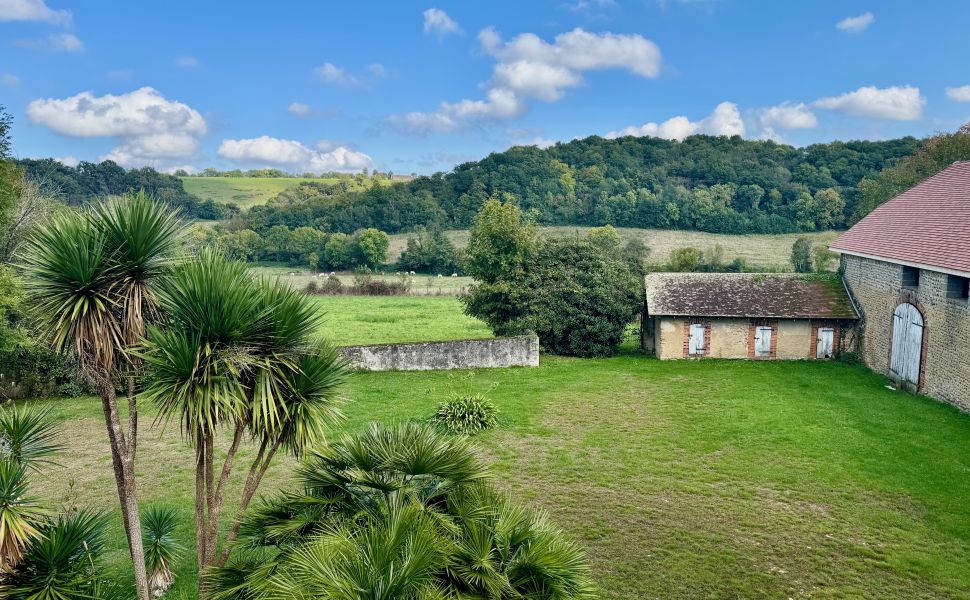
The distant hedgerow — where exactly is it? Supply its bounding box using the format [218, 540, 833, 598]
[432, 394, 498, 435]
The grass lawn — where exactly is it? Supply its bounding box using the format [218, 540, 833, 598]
[388, 227, 839, 270]
[27, 344, 970, 599]
[309, 295, 491, 345]
[181, 177, 325, 208]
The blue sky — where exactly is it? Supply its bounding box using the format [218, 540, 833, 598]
[2, 0, 970, 175]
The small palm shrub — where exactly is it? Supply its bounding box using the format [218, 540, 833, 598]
[432, 394, 499, 434]
[142, 506, 185, 596]
[0, 403, 64, 470]
[0, 461, 46, 571]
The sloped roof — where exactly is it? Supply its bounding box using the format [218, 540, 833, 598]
[645, 273, 859, 319]
[830, 161, 970, 276]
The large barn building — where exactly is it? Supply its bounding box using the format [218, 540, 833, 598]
[831, 161, 970, 411]
[642, 273, 859, 360]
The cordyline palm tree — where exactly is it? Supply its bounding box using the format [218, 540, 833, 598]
[138, 250, 347, 598]
[18, 191, 184, 600]
[208, 423, 596, 600]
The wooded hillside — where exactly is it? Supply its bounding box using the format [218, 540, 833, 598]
[244, 134, 920, 235]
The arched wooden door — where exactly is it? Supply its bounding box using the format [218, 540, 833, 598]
[890, 303, 923, 386]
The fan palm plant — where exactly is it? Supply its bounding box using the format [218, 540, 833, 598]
[18, 191, 185, 600]
[139, 250, 347, 595]
[210, 423, 596, 600]
[143, 506, 185, 596]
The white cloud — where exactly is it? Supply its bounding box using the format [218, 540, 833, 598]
[217, 136, 373, 173]
[0, 0, 70, 25]
[945, 85, 970, 103]
[526, 137, 556, 149]
[1, 73, 19, 86]
[175, 56, 201, 68]
[53, 155, 78, 167]
[27, 87, 207, 169]
[47, 32, 82, 52]
[836, 12, 874, 33]
[814, 85, 924, 120]
[423, 8, 461, 36]
[758, 102, 817, 129]
[391, 26, 662, 134]
[313, 62, 386, 87]
[757, 127, 786, 144]
[288, 102, 312, 117]
[606, 102, 744, 141]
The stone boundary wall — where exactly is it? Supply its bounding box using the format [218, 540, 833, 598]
[339, 334, 539, 371]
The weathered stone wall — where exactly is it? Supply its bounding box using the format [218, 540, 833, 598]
[339, 334, 539, 371]
[842, 254, 970, 411]
[651, 316, 849, 360]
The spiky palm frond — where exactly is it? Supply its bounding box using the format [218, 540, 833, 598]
[92, 190, 186, 343]
[0, 461, 47, 571]
[142, 506, 185, 595]
[18, 210, 122, 374]
[0, 403, 63, 471]
[5, 509, 109, 600]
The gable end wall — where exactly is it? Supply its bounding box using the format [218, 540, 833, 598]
[842, 254, 970, 411]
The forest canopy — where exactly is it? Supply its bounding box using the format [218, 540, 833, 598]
[241, 133, 921, 236]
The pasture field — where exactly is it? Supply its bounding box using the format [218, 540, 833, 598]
[30, 355, 970, 599]
[181, 176, 327, 208]
[310, 295, 491, 345]
[388, 227, 839, 269]
[251, 264, 474, 296]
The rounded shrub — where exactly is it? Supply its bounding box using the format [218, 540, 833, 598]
[432, 394, 499, 435]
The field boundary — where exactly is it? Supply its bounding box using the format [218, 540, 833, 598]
[339, 334, 539, 371]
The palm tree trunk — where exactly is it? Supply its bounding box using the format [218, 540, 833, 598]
[218, 437, 281, 566]
[100, 384, 151, 600]
[203, 421, 245, 567]
[195, 434, 208, 599]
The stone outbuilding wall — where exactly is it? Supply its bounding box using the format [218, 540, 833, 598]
[649, 316, 848, 360]
[340, 334, 539, 371]
[842, 254, 970, 411]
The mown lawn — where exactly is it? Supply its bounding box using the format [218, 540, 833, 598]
[29, 351, 970, 599]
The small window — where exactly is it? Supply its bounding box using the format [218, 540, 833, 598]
[947, 275, 970, 300]
[901, 266, 920, 289]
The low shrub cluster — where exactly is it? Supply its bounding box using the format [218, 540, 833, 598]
[432, 393, 499, 435]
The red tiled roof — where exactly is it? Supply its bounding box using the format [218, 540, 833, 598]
[645, 273, 859, 319]
[831, 161, 970, 275]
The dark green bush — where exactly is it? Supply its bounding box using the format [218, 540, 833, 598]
[432, 394, 499, 435]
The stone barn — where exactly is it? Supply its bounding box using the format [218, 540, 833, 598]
[831, 161, 970, 410]
[642, 273, 859, 359]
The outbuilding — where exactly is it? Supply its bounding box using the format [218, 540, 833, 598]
[831, 161, 970, 410]
[642, 273, 859, 359]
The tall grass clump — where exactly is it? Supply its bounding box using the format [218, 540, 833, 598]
[432, 393, 499, 435]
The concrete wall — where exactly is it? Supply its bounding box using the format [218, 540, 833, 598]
[340, 334, 539, 372]
[650, 316, 846, 360]
[842, 254, 970, 411]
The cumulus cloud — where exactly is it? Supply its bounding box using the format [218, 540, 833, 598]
[946, 85, 970, 103]
[606, 102, 744, 141]
[217, 136, 373, 173]
[313, 62, 386, 87]
[27, 87, 207, 169]
[175, 56, 201, 68]
[390, 26, 661, 134]
[758, 102, 817, 129]
[836, 12, 874, 33]
[813, 85, 924, 120]
[53, 155, 78, 167]
[0, 0, 70, 25]
[423, 8, 461, 36]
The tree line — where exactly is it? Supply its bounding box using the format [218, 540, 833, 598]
[239, 134, 921, 236]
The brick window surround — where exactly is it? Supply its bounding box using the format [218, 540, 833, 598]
[747, 319, 778, 359]
[809, 320, 841, 359]
[683, 320, 712, 358]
